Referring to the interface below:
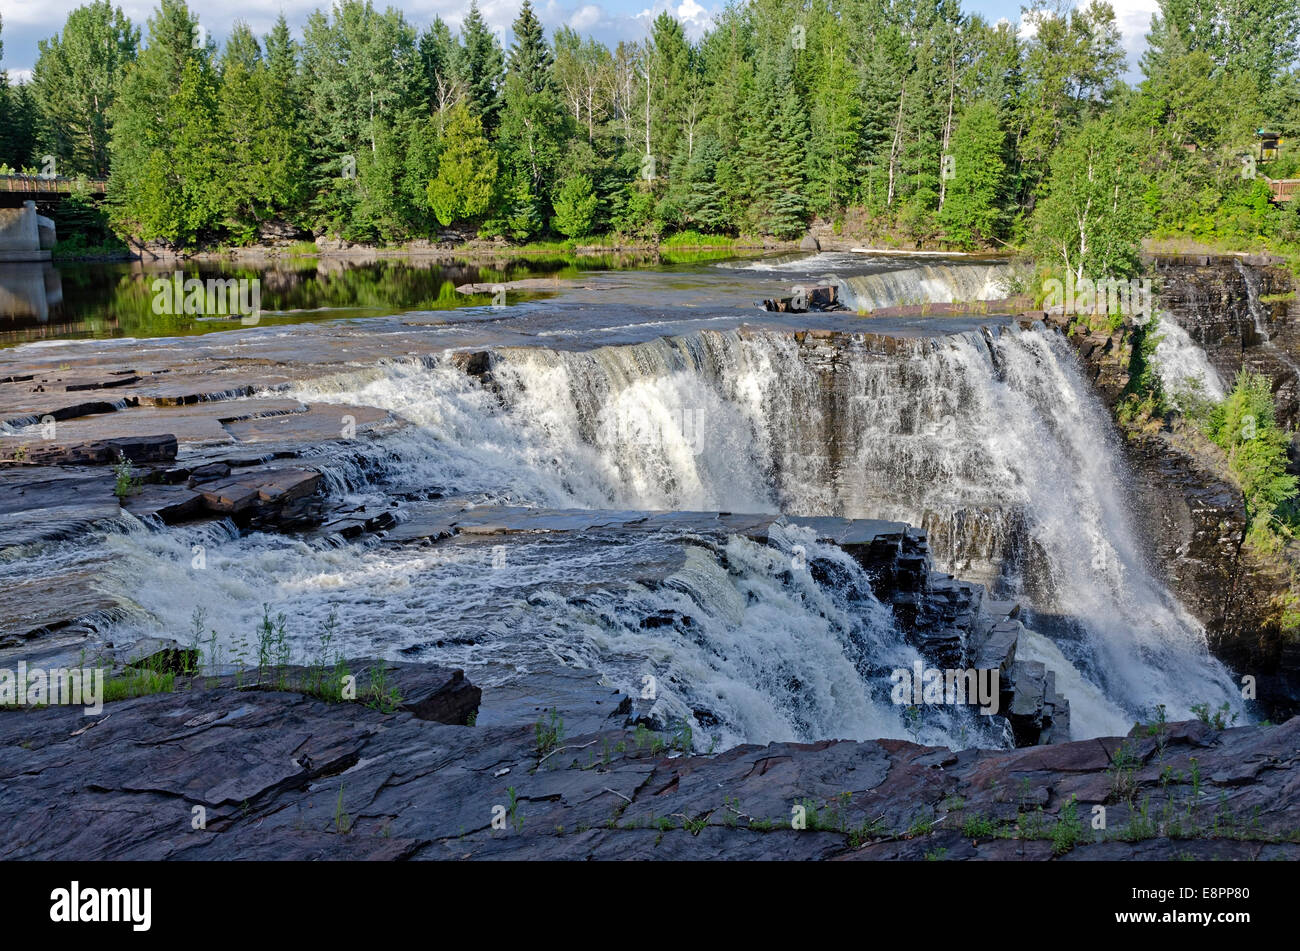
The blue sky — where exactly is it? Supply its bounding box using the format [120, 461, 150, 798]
[0, 0, 1158, 81]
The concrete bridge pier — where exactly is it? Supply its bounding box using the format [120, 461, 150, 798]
[0, 200, 57, 262]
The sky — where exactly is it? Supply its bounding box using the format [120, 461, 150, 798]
[0, 0, 1161, 83]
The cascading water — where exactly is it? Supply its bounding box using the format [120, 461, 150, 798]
[840, 263, 1025, 311]
[1235, 258, 1300, 376]
[288, 324, 1238, 729]
[1152, 315, 1226, 406]
[81, 322, 1242, 746]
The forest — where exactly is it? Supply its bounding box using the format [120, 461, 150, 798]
[0, 0, 1299, 271]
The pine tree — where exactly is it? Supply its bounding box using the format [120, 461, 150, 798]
[107, 0, 215, 242]
[31, 2, 138, 178]
[456, 1, 504, 133]
[300, 1, 422, 238]
[739, 54, 808, 239]
[552, 172, 598, 237]
[498, 0, 566, 226]
[419, 18, 461, 114]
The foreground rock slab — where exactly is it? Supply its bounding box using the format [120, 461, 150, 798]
[0, 663, 1294, 861]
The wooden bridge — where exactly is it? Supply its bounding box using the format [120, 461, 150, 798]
[0, 175, 107, 204]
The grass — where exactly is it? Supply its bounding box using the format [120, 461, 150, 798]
[284, 240, 319, 257]
[334, 784, 352, 834]
[1190, 701, 1239, 730]
[534, 707, 564, 758]
[658, 230, 739, 248]
[102, 664, 175, 703]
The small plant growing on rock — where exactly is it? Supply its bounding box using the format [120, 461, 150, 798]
[962, 813, 999, 839]
[255, 604, 291, 685]
[1190, 701, 1238, 730]
[334, 784, 352, 834]
[507, 787, 523, 832]
[1050, 796, 1091, 855]
[534, 707, 564, 758]
[112, 452, 141, 498]
[363, 662, 402, 713]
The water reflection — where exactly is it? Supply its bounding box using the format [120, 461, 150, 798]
[0, 251, 737, 347]
[0, 263, 63, 324]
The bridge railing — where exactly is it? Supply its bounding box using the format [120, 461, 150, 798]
[0, 175, 108, 195]
[1266, 177, 1300, 202]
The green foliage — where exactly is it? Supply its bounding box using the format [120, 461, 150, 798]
[111, 452, 140, 497]
[427, 103, 497, 227]
[1190, 701, 1240, 730]
[551, 173, 598, 237]
[1029, 115, 1148, 281]
[534, 707, 564, 758]
[107, 0, 217, 245]
[940, 99, 1007, 249]
[1202, 370, 1299, 548]
[31, 1, 138, 178]
[6, 0, 1297, 257]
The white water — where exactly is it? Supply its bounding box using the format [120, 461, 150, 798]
[1153, 316, 1226, 406]
[841, 263, 1024, 311]
[79, 323, 1244, 746]
[1236, 258, 1300, 376]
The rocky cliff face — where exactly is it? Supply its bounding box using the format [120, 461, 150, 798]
[1151, 253, 1300, 423]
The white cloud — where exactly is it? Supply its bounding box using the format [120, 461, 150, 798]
[569, 4, 605, 31]
[634, 0, 718, 39]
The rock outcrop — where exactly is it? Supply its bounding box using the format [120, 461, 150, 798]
[0, 663, 1292, 861]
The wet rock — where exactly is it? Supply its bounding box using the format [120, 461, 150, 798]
[187, 462, 231, 483]
[0, 467, 119, 547]
[122, 484, 205, 523]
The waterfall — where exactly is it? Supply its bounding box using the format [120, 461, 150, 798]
[289, 324, 1239, 725]
[1235, 258, 1300, 376]
[84, 323, 1243, 746]
[1154, 315, 1226, 406]
[840, 263, 1024, 311]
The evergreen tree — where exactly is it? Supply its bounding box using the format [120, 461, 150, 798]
[427, 103, 497, 227]
[497, 0, 566, 233]
[456, 1, 504, 133]
[31, 2, 138, 178]
[739, 54, 808, 239]
[419, 18, 461, 114]
[301, 1, 422, 237]
[552, 172, 598, 237]
[108, 0, 215, 242]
